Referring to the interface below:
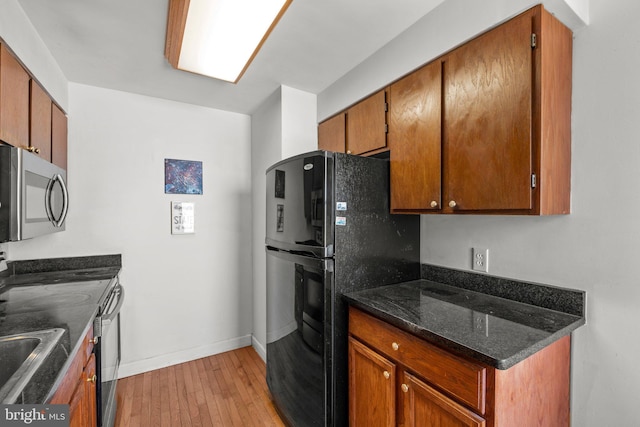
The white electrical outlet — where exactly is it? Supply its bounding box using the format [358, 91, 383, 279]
[472, 247, 489, 272]
[472, 312, 489, 336]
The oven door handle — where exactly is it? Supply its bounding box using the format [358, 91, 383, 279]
[102, 285, 125, 327]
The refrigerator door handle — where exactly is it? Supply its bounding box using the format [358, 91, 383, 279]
[265, 238, 331, 258]
[265, 246, 331, 271]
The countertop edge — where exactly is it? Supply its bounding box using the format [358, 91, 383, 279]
[493, 318, 586, 369]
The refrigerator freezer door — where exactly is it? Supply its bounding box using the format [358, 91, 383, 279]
[265, 151, 334, 257]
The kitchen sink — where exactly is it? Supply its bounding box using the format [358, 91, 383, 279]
[0, 328, 65, 403]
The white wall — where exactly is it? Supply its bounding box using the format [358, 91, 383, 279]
[281, 86, 318, 159]
[318, 0, 639, 425]
[251, 89, 282, 359]
[7, 83, 254, 377]
[250, 86, 317, 359]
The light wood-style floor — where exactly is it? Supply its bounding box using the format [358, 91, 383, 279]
[114, 346, 286, 427]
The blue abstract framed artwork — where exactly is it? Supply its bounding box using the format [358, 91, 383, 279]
[164, 158, 203, 195]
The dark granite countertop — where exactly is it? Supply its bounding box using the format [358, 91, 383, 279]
[343, 279, 585, 370]
[0, 255, 121, 403]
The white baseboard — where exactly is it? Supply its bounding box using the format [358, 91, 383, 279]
[117, 334, 252, 378]
[252, 335, 266, 362]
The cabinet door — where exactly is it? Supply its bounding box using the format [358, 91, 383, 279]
[443, 11, 533, 211]
[389, 60, 442, 212]
[84, 354, 97, 427]
[30, 80, 53, 161]
[68, 353, 96, 427]
[347, 90, 387, 155]
[0, 44, 30, 148]
[402, 372, 485, 427]
[349, 337, 396, 427]
[318, 113, 346, 152]
[52, 103, 68, 170]
[68, 376, 86, 427]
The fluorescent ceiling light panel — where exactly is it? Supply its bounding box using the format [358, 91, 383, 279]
[165, 0, 291, 83]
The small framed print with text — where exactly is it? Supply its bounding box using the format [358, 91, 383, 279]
[171, 202, 195, 234]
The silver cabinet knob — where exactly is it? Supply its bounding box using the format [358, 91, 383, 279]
[383, 371, 390, 379]
[401, 384, 409, 393]
[346, 150, 352, 154]
[392, 342, 399, 351]
[430, 201, 438, 208]
[449, 200, 457, 208]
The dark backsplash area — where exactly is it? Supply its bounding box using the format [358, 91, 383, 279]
[421, 264, 585, 317]
[6, 254, 122, 275]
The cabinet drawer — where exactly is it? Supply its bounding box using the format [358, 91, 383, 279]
[349, 307, 487, 414]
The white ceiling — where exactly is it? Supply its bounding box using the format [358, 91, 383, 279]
[17, 0, 445, 115]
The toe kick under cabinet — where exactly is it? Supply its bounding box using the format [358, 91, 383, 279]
[348, 307, 571, 427]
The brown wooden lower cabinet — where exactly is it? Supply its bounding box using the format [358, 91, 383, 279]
[349, 337, 396, 426]
[402, 372, 485, 427]
[50, 327, 97, 427]
[348, 307, 571, 427]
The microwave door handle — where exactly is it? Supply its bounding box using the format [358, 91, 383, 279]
[102, 285, 125, 327]
[46, 174, 69, 227]
[44, 178, 54, 222]
[55, 174, 69, 227]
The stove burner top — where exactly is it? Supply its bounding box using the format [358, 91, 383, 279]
[22, 293, 93, 308]
[0, 280, 111, 315]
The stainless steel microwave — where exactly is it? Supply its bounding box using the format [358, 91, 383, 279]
[0, 145, 69, 242]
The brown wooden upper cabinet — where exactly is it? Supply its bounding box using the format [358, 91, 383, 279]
[389, 5, 572, 215]
[318, 89, 389, 156]
[318, 112, 346, 153]
[442, 10, 535, 213]
[0, 43, 30, 149]
[31, 74, 68, 169]
[0, 41, 68, 169]
[389, 61, 442, 212]
[52, 103, 68, 170]
[346, 89, 388, 155]
[30, 80, 53, 162]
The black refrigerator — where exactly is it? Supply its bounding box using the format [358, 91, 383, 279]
[265, 150, 420, 426]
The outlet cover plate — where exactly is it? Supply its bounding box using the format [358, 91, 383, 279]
[472, 247, 489, 272]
